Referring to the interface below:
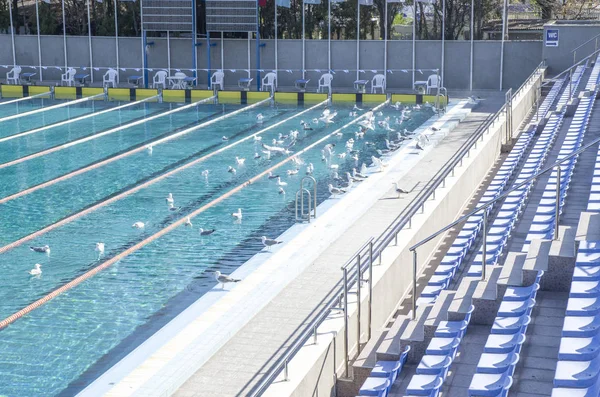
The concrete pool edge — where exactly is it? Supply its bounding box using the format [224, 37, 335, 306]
[77, 100, 472, 397]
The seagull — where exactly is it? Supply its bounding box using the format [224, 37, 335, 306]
[287, 169, 298, 176]
[262, 236, 283, 250]
[147, 145, 153, 154]
[222, 136, 229, 141]
[353, 104, 363, 111]
[338, 153, 347, 159]
[231, 208, 243, 220]
[95, 242, 105, 256]
[393, 182, 409, 198]
[306, 163, 314, 175]
[371, 156, 387, 172]
[300, 120, 313, 130]
[253, 135, 263, 142]
[268, 171, 280, 179]
[254, 152, 261, 159]
[353, 168, 368, 179]
[185, 217, 193, 227]
[256, 113, 264, 123]
[199, 228, 216, 236]
[276, 177, 288, 186]
[213, 270, 241, 289]
[30, 245, 50, 255]
[168, 204, 181, 212]
[228, 166, 237, 175]
[346, 172, 363, 183]
[132, 221, 145, 229]
[166, 193, 174, 206]
[28, 263, 42, 276]
[262, 150, 271, 160]
[202, 170, 209, 179]
[416, 143, 424, 151]
[278, 187, 286, 195]
[328, 184, 346, 197]
[392, 101, 402, 110]
[236, 156, 246, 165]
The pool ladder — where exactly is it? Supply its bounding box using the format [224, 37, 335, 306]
[295, 176, 317, 222]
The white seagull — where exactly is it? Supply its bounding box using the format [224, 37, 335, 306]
[28, 263, 42, 276]
[278, 187, 286, 195]
[185, 217, 193, 227]
[254, 152, 261, 159]
[214, 270, 241, 289]
[328, 184, 346, 197]
[256, 113, 264, 123]
[228, 166, 237, 175]
[276, 177, 288, 186]
[393, 182, 409, 198]
[236, 156, 246, 165]
[202, 170, 209, 179]
[199, 228, 216, 236]
[132, 221, 145, 229]
[287, 169, 298, 176]
[95, 242, 105, 256]
[231, 208, 243, 220]
[166, 193, 174, 206]
[262, 236, 283, 250]
[147, 145, 153, 154]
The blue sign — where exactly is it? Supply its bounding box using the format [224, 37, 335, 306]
[546, 29, 559, 47]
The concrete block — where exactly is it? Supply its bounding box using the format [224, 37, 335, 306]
[448, 277, 479, 322]
[472, 265, 502, 325]
[545, 226, 576, 292]
[576, 212, 600, 241]
[564, 97, 580, 116]
[522, 240, 551, 286]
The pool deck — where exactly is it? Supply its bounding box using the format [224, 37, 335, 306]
[169, 93, 505, 396]
[78, 91, 505, 397]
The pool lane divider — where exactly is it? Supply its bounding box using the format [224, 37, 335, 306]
[0, 99, 384, 331]
[0, 91, 52, 106]
[0, 96, 217, 170]
[0, 100, 327, 256]
[0, 95, 160, 144]
[0, 93, 105, 123]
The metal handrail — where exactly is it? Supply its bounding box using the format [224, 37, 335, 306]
[571, 32, 600, 54]
[250, 63, 546, 396]
[543, 48, 600, 87]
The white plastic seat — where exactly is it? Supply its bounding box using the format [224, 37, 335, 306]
[211, 70, 225, 91]
[318, 73, 333, 94]
[371, 74, 385, 94]
[103, 68, 118, 88]
[61, 67, 76, 87]
[261, 72, 277, 93]
[426, 74, 439, 94]
[153, 70, 168, 89]
[6, 66, 21, 84]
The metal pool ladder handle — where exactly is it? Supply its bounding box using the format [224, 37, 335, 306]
[295, 176, 317, 222]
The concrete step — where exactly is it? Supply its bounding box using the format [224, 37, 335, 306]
[423, 290, 456, 339]
[522, 239, 552, 286]
[447, 276, 479, 322]
[576, 211, 600, 241]
[375, 314, 412, 362]
[545, 225, 577, 292]
[399, 304, 434, 364]
[471, 265, 502, 325]
[350, 330, 386, 395]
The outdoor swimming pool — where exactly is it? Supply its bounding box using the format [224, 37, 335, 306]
[0, 95, 435, 396]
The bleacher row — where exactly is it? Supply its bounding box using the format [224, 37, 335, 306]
[355, 55, 600, 397]
[552, 61, 600, 396]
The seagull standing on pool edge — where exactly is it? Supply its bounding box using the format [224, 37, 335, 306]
[213, 271, 241, 289]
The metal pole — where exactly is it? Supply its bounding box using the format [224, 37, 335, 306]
[555, 166, 561, 240]
[247, 32, 251, 79]
[499, 0, 507, 90]
[141, 0, 146, 88]
[302, 1, 305, 80]
[469, 0, 473, 91]
[207, 35, 211, 88]
[412, 249, 417, 320]
[328, 0, 331, 72]
[87, 0, 94, 83]
[283, 359, 289, 381]
[368, 241, 373, 340]
[114, 0, 120, 85]
[383, 0, 387, 88]
[62, 0, 67, 71]
[356, 254, 362, 355]
[342, 267, 349, 377]
[274, 0, 278, 83]
[256, 2, 261, 92]
[221, 31, 224, 72]
[482, 210, 487, 280]
[356, 0, 360, 82]
[441, 0, 445, 88]
[412, 1, 416, 89]
[569, 69, 573, 99]
[167, 31, 171, 76]
[35, 0, 42, 81]
[8, 0, 15, 68]
[192, 0, 198, 86]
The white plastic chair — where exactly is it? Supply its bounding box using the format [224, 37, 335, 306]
[318, 73, 333, 94]
[153, 70, 168, 89]
[103, 68, 118, 88]
[371, 74, 386, 93]
[6, 66, 21, 84]
[211, 70, 224, 91]
[61, 67, 76, 87]
[261, 72, 277, 93]
[426, 74, 440, 94]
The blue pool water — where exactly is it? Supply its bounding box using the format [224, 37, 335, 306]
[0, 98, 434, 396]
[0, 97, 49, 117]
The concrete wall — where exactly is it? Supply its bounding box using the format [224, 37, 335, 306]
[0, 34, 544, 91]
[263, 69, 544, 397]
[543, 22, 600, 75]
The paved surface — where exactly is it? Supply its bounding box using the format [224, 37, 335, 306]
[173, 95, 505, 397]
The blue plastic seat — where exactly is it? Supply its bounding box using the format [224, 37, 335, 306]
[469, 369, 513, 397]
[477, 352, 519, 374]
[562, 315, 600, 337]
[371, 345, 410, 385]
[484, 333, 526, 354]
[570, 281, 600, 298]
[573, 265, 600, 281]
[358, 376, 390, 397]
[497, 298, 535, 317]
[405, 373, 445, 396]
[426, 337, 460, 356]
[435, 306, 473, 338]
[491, 315, 531, 335]
[554, 355, 600, 388]
[566, 297, 600, 317]
[504, 284, 540, 301]
[416, 355, 452, 375]
[559, 334, 600, 361]
[551, 371, 600, 396]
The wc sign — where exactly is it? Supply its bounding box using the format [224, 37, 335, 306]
[546, 29, 559, 47]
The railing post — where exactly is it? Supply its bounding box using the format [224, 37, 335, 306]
[356, 254, 362, 355]
[555, 165, 561, 240]
[342, 267, 349, 378]
[482, 209, 487, 281]
[412, 249, 417, 320]
[569, 69, 573, 100]
[368, 241, 373, 340]
[284, 359, 289, 381]
[313, 325, 318, 345]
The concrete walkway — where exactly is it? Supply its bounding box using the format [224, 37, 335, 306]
[173, 95, 505, 397]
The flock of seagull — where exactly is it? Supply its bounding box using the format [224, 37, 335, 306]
[26, 102, 432, 286]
